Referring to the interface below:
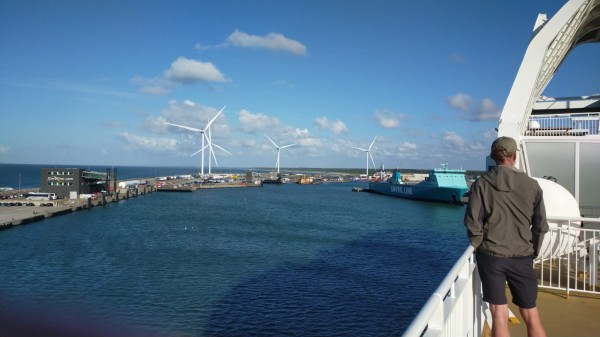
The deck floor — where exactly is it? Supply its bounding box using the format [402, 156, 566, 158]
[507, 288, 600, 337]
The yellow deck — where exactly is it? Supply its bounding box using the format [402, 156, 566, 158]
[507, 289, 600, 337]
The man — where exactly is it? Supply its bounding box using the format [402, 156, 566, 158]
[465, 136, 549, 337]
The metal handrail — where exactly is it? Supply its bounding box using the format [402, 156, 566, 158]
[537, 217, 600, 295]
[401, 245, 482, 337]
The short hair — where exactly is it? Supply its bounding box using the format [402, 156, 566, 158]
[491, 147, 514, 161]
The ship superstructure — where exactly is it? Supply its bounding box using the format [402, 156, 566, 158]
[368, 164, 468, 205]
[403, 1, 600, 336]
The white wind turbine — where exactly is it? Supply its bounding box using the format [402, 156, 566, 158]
[193, 123, 231, 175]
[165, 105, 227, 176]
[265, 134, 296, 174]
[352, 136, 377, 178]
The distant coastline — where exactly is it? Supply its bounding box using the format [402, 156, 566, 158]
[0, 163, 485, 191]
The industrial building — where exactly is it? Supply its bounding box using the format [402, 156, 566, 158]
[40, 168, 110, 199]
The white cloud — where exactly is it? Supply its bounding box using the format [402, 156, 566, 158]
[476, 98, 501, 121]
[314, 116, 348, 135]
[238, 109, 282, 133]
[399, 142, 418, 152]
[315, 116, 329, 129]
[298, 137, 323, 147]
[119, 132, 178, 152]
[483, 128, 498, 139]
[131, 75, 170, 95]
[165, 57, 227, 84]
[226, 29, 307, 55]
[447, 92, 473, 111]
[290, 128, 309, 138]
[242, 138, 257, 147]
[143, 101, 230, 139]
[442, 131, 467, 148]
[447, 93, 501, 121]
[374, 109, 404, 129]
[330, 120, 348, 135]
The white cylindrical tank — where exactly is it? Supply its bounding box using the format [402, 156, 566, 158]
[118, 180, 141, 189]
[534, 177, 581, 260]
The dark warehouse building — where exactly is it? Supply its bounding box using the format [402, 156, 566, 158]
[40, 168, 110, 199]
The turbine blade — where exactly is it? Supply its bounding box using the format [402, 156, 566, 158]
[368, 136, 377, 150]
[211, 146, 219, 167]
[212, 143, 231, 155]
[190, 144, 209, 157]
[265, 134, 279, 148]
[205, 106, 226, 129]
[352, 146, 367, 152]
[369, 152, 376, 169]
[166, 122, 202, 132]
[280, 143, 296, 149]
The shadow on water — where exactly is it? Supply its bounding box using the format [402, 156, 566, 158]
[203, 228, 462, 337]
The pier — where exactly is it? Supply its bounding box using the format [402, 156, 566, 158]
[0, 176, 266, 230]
[0, 184, 155, 230]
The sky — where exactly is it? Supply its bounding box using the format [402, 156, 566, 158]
[1, 0, 598, 171]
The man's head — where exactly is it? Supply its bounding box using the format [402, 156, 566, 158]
[491, 136, 518, 163]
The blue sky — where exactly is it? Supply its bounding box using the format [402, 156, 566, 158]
[1, 0, 598, 171]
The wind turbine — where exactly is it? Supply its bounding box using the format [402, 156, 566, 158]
[202, 124, 231, 175]
[352, 136, 377, 178]
[265, 134, 296, 174]
[165, 105, 226, 176]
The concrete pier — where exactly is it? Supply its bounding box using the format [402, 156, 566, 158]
[0, 176, 266, 230]
[0, 185, 155, 230]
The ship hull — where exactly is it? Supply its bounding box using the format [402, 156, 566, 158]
[368, 181, 467, 205]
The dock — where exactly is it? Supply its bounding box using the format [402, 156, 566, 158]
[0, 178, 262, 230]
[0, 186, 154, 230]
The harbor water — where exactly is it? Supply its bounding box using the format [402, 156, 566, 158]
[0, 165, 469, 336]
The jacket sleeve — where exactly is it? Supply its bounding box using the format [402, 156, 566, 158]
[531, 186, 549, 257]
[464, 180, 485, 249]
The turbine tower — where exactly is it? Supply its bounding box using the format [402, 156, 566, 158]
[352, 136, 377, 178]
[165, 105, 226, 176]
[202, 124, 231, 175]
[265, 134, 296, 174]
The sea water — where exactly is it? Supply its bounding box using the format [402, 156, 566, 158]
[0, 168, 469, 336]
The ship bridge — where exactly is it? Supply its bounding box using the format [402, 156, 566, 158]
[499, 0, 600, 141]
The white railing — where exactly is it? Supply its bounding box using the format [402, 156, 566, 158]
[401, 245, 485, 337]
[526, 113, 599, 136]
[402, 215, 600, 337]
[537, 217, 600, 295]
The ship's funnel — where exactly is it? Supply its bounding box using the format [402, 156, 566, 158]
[534, 177, 581, 260]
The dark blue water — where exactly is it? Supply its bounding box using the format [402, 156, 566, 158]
[0, 168, 469, 336]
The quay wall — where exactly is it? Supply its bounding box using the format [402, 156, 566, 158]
[0, 177, 261, 231]
[0, 185, 155, 231]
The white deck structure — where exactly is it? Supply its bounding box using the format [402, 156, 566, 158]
[404, 1, 600, 336]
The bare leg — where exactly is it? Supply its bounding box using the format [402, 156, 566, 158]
[519, 307, 546, 337]
[490, 304, 510, 337]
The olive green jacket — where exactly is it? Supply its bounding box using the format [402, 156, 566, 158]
[464, 165, 549, 257]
